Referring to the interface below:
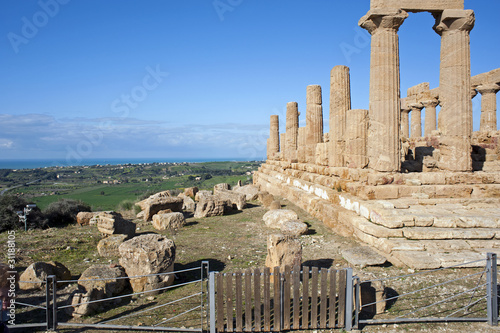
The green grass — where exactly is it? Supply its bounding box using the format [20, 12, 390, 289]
[31, 175, 252, 211]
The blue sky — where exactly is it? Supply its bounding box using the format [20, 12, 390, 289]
[0, 0, 499, 165]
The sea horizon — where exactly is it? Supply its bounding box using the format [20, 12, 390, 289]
[0, 157, 264, 170]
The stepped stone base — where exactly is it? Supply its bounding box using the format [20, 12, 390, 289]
[254, 160, 500, 269]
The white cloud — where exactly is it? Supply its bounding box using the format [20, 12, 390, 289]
[0, 113, 267, 160]
[0, 139, 13, 149]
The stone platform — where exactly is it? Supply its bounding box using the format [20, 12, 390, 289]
[254, 160, 500, 269]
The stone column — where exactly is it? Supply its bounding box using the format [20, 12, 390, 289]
[476, 84, 500, 132]
[267, 115, 280, 160]
[285, 102, 299, 161]
[345, 109, 369, 169]
[410, 103, 424, 138]
[280, 133, 286, 160]
[422, 99, 439, 136]
[434, 9, 475, 171]
[297, 127, 306, 163]
[306, 85, 323, 163]
[401, 107, 410, 139]
[329, 65, 351, 167]
[359, 9, 408, 172]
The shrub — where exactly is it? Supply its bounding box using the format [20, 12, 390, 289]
[44, 199, 91, 227]
[118, 199, 134, 211]
[0, 195, 47, 231]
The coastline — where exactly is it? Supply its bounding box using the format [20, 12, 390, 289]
[0, 157, 263, 170]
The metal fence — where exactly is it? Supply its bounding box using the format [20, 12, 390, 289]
[354, 252, 499, 329]
[9, 261, 210, 332]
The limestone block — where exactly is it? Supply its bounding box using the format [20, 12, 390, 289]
[215, 189, 246, 210]
[78, 265, 128, 298]
[77, 212, 95, 226]
[152, 212, 186, 231]
[421, 240, 471, 251]
[437, 251, 486, 268]
[183, 187, 199, 198]
[194, 196, 227, 218]
[391, 251, 441, 270]
[141, 197, 184, 221]
[263, 209, 299, 229]
[403, 227, 496, 240]
[265, 234, 302, 272]
[213, 183, 231, 194]
[20, 261, 71, 290]
[280, 220, 308, 237]
[349, 215, 403, 238]
[194, 190, 212, 202]
[95, 211, 136, 238]
[373, 186, 399, 200]
[341, 247, 387, 268]
[97, 234, 128, 257]
[119, 234, 176, 293]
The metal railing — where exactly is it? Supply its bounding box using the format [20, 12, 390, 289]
[9, 261, 210, 332]
[353, 253, 499, 329]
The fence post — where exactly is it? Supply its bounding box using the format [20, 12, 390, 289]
[45, 276, 51, 331]
[487, 253, 498, 326]
[354, 276, 360, 329]
[209, 272, 216, 333]
[202, 260, 210, 331]
[345, 268, 353, 331]
[51, 275, 57, 330]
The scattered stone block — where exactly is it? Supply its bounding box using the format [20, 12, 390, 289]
[97, 234, 128, 257]
[263, 209, 299, 229]
[215, 189, 246, 210]
[19, 261, 71, 290]
[152, 212, 186, 230]
[265, 234, 302, 273]
[76, 212, 95, 226]
[195, 190, 212, 202]
[183, 187, 198, 198]
[213, 183, 231, 194]
[194, 196, 228, 218]
[269, 200, 281, 210]
[234, 185, 260, 201]
[94, 211, 136, 238]
[119, 234, 176, 293]
[280, 220, 308, 236]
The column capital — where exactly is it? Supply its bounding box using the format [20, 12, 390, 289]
[409, 102, 424, 110]
[359, 9, 408, 35]
[476, 83, 500, 95]
[421, 99, 439, 108]
[433, 9, 475, 36]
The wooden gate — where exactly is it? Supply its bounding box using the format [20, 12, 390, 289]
[213, 266, 352, 332]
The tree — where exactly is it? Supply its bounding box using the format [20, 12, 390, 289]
[44, 199, 91, 227]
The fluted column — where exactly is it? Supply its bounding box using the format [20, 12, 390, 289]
[434, 9, 474, 171]
[476, 84, 500, 132]
[359, 9, 408, 172]
[422, 99, 439, 136]
[329, 65, 351, 167]
[267, 115, 280, 160]
[297, 127, 306, 163]
[401, 107, 410, 138]
[285, 102, 299, 161]
[410, 103, 424, 138]
[306, 85, 323, 163]
[345, 109, 369, 169]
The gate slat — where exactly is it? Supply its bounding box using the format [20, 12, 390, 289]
[311, 267, 319, 329]
[254, 268, 261, 332]
[273, 267, 281, 332]
[292, 265, 300, 330]
[329, 269, 337, 328]
[264, 267, 271, 332]
[226, 273, 233, 332]
[245, 269, 252, 332]
[217, 273, 224, 332]
[320, 268, 328, 328]
[338, 270, 346, 328]
[302, 266, 309, 330]
[283, 266, 291, 330]
[236, 272, 243, 332]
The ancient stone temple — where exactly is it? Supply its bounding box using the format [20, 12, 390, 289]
[254, 0, 500, 269]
